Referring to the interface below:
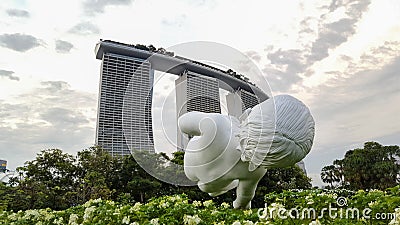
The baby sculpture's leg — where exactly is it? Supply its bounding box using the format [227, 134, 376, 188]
[198, 179, 239, 197]
[232, 179, 259, 209]
[232, 168, 266, 209]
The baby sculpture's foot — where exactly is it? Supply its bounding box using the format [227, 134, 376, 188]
[207, 180, 239, 197]
[233, 199, 251, 209]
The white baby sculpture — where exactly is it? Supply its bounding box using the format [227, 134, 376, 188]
[178, 95, 315, 209]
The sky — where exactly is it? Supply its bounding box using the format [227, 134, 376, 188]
[0, 0, 399, 187]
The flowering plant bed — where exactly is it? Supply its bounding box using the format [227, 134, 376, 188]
[1, 186, 399, 225]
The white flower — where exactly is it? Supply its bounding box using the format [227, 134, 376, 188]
[83, 206, 96, 221]
[122, 216, 130, 224]
[84, 198, 102, 207]
[203, 200, 213, 207]
[192, 200, 202, 207]
[68, 214, 79, 224]
[389, 208, 400, 225]
[106, 200, 115, 206]
[24, 209, 40, 219]
[131, 202, 142, 212]
[242, 220, 254, 225]
[332, 193, 338, 199]
[169, 195, 182, 202]
[93, 198, 102, 203]
[150, 218, 160, 225]
[160, 201, 169, 208]
[183, 214, 201, 225]
[8, 213, 17, 221]
[232, 221, 241, 225]
[309, 219, 321, 225]
[53, 217, 64, 225]
[211, 210, 219, 215]
[221, 202, 230, 209]
[368, 201, 378, 207]
[243, 209, 253, 216]
[130, 222, 139, 225]
[43, 212, 54, 221]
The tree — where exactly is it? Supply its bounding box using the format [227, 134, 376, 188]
[332, 159, 345, 186]
[0, 182, 11, 211]
[134, 44, 149, 51]
[14, 149, 79, 210]
[321, 142, 400, 190]
[147, 44, 157, 52]
[170, 151, 184, 165]
[75, 146, 115, 204]
[111, 152, 164, 203]
[321, 165, 340, 188]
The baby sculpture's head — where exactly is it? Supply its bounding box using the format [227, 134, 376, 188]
[238, 94, 315, 171]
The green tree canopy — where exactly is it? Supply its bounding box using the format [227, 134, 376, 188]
[321, 142, 400, 190]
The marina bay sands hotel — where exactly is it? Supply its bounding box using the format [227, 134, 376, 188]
[94, 40, 268, 156]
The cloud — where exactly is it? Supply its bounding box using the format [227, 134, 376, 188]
[40, 107, 89, 126]
[308, 0, 372, 63]
[308, 18, 356, 62]
[309, 55, 400, 149]
[0, 81, 97, 170]
[83, 0, 133, 16]
[302, 52, 400, 186]
[345, 41, 400, 74]
[161, 14, 187, 27]
[267, 49, 305, 72]
[39, 81, 71, 92]
[6, 9, 30, 18]
[327, 0, 371, 17]
[69, 22, 100, 35]
[0, 69, 20, 81]
[55, 40, 74, 53]
[0, 33, 43, 52]
[245, 51, 261, 63]
[261, 0, 372, 92]
[263, 49, 306, 91]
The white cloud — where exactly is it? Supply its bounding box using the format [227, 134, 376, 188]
[0, 81, 97, 170]
[6, 9, 30, 18]
[69, 22, 100, 35]
[0, 33, 44, 52]
[0, 69, 19, 81]
[82, 0, 134, 16]
[55, 40, 74, 53]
